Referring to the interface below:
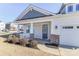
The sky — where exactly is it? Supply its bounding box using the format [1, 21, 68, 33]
[0, 3, 62, 23]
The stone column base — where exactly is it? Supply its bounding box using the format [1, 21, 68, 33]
[49, 34, 60, 46]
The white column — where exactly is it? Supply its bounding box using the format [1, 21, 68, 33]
[30, 22, 34, 34]
[51, 21, 54, 34]
[18, 24, 23, 32]
[17, 24, 20, 32]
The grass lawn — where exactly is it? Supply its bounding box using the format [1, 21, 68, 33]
[0, 32, 10, 35]
[0, 37, 53, 56]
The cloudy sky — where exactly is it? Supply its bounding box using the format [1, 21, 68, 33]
[0, 3, 62, 23]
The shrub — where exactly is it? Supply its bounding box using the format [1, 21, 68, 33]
[11, 35, 20, 44]
[19, 39, 30, 46]
[30, 40, 38, 49]
[7, 35, 13, 43]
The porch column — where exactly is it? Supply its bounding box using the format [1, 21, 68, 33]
[30, 22, 34, 39]
[17, 24, 22, 32]
[50, 21, 60, 46]
[51, 21, 55, 34]
[17, 24, 21, 32]
[17, 24, 19, 32]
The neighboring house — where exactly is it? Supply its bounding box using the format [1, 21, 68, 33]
[0, 21, 5, 31]
[6, 22, 19, 33]
[15, 4, 79, 47]
[5, 23, 11, 31]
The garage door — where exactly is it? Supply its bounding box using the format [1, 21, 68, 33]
[60, 25, 79, 47]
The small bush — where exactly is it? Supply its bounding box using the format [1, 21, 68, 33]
[19, 39, 30, 46]
[7, 35, 13, 43]
[30, 40, 38, 49]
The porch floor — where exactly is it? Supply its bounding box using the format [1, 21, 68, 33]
[33, 38, 50, 44]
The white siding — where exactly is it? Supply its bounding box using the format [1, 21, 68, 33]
[34, 22, 51, 39]
[51, 20, 60, 35]
[34, 23, 42, 39]
[54, 15, 79, 47]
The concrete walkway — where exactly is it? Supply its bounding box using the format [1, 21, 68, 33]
[37, 44, 79, 56]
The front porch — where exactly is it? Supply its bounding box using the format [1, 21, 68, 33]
[18, 21, 60, 45]
[20, 21, 50, 39]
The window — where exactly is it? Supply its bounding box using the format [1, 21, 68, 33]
[42, 24, 48, 32]
[63, 26, 73, 29]
[68, 5, 73, 12]
[76, 4, 79, 11]
[19, 29, 23, 31]
[26, 25, 30, 33]
[77, 26, 79, 29]
[55, 26, 58, 29]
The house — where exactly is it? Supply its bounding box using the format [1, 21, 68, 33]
[0, 21, 5, 32]
[15, 4, 79, 47]
[6, 22, 19, 33]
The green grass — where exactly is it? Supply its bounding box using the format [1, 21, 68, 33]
[0, 32, 10, 35]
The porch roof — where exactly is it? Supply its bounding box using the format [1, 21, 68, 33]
[16, 15, 52, 21]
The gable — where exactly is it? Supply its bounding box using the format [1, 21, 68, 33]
[16, 5, 54, 21]
[21, 9, 52, 20]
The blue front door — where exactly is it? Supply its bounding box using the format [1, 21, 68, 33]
[42, 24, 48, 40]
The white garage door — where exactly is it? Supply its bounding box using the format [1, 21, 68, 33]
[60, 25, 79, 47]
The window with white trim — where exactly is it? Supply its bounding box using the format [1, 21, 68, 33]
[77, 26, 79, 29]
[76, 4, 79, 11]
[63, 26, 73, 29]
[68, 5, 73, 12]
[26, 25, 30, 33]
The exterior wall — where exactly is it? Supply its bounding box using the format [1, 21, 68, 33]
[51, 20, 60, 35]
[50, 20, 60, 45]
[34, 22, 51, 39]
[16, 13, 79, 47]
[50, 34, 59, 45]
[34, 23, 42, 39]
[53, 13, 79, 47]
